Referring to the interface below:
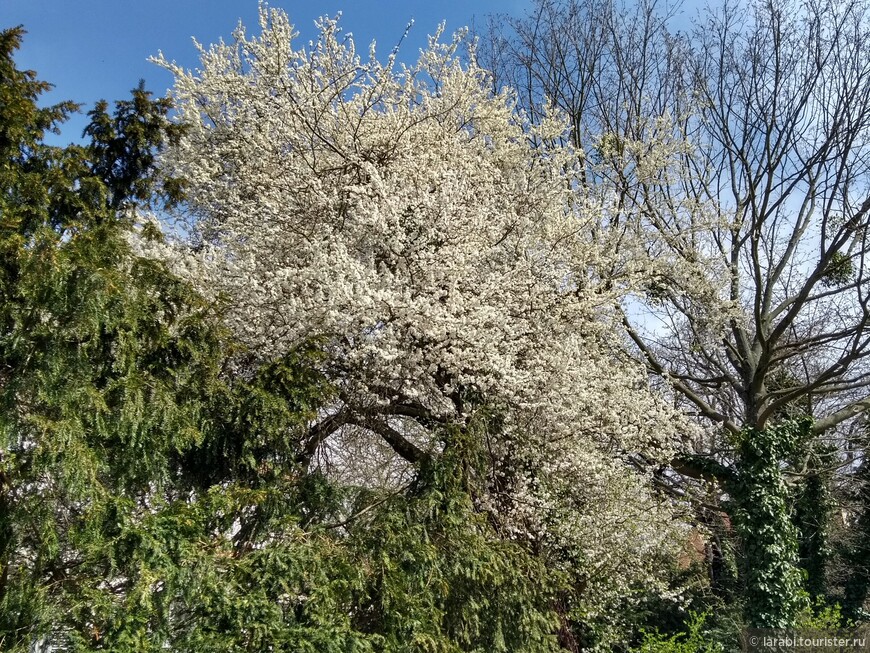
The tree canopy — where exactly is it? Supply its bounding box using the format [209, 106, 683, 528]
[147, 8, 695, 645]
[6, 0, 870, 650]
[0, 24, 561, 653]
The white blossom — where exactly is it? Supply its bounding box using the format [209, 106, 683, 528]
[145, 5, 695, 631]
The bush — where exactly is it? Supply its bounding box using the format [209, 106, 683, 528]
[632, 612, 723, 653]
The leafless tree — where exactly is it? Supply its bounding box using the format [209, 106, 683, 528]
[482, 0, 870, 620]
[483, 0, 870, 441]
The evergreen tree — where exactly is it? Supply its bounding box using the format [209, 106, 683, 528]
[0, 24, 225, 649]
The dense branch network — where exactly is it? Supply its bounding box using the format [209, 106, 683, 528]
[139, 6, 695, 628]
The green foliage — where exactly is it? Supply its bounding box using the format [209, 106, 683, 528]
[346, 427, 562, 653]
[175, 344, 335, 491]
[840, 451, 870, 622]
[83, 79, 186, 210]
[791, 443, 836, 603]
[796, 597, 851, 630]
[0, 27, 77, 157]
[631, 612, 723, 653]
[64, 485, 371, 652]
[0, 25, 232, 650]
[51, 426, 563, 652]
[820, 251, 854, 288]
[594, 131, 625, 161]
[731, 419, 812, 628]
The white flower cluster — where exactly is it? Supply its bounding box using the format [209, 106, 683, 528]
[145, 5, 692, 625]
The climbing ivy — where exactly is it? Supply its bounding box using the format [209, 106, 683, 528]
[731, 418, 812, 627]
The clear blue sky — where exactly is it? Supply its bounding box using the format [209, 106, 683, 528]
[3, 0, 527, 143]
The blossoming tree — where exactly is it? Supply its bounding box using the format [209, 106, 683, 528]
[145, 6, 693, 642]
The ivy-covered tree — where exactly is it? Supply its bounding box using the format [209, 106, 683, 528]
[731, 420, 808, 628]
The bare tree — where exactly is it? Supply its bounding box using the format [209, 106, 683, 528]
[484, 0, 870, 453]
[482, 0, 870, 624]
[616, 0, 867, 436]
[478, 0, 689, 163]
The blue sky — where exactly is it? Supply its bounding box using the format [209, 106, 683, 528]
[3, 0, 527, 143]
